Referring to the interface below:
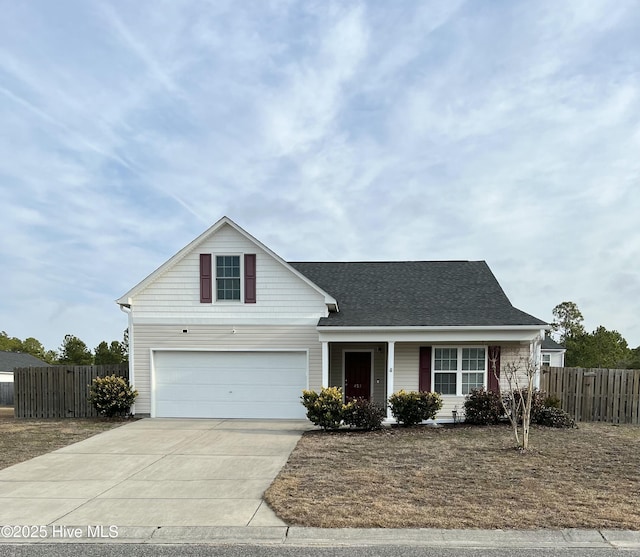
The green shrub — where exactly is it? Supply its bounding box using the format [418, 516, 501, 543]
[543, 395, 562, 409]
[535, 406, 576, 428]
[343, 398, 386, 430]
[505, 388, 547, 423]
[463, 388, 503, 425]
[88, 375, 138, 417]
[388, 390, 443, 426]
[301, 387, 344, 430]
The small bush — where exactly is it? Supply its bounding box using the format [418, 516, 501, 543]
[535, 406, 576, 428]
[301, 387, 344, 430]
[388, 390, 443, 426]
[88, 375, 138, 417]
[543, 395, 562, 409]
[463, 388, 503, 425]
[505, 388, 548, 423]
[343, 398, 386, 430]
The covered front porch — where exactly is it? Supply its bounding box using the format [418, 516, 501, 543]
[318, 327, 546, 422]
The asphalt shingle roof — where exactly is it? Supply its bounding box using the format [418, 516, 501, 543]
[289, 261, 547, 328]
[541, 337, 565, 350]
[0, 351, 48, 371]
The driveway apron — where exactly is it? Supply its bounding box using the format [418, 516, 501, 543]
[0, 419, 310, 528]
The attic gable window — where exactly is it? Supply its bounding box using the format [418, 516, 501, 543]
[216, 255, 241, 300]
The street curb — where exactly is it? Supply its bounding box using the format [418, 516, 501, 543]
[1, 526, 639, 548]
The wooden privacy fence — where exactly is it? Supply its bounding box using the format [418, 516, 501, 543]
[13, 364, 129, 418]
[541, 366, 640, 424]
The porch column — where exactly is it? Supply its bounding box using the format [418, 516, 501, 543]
[386, 341, 395, 419]
[321, 341, 329, 388]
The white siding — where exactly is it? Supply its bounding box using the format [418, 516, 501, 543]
[126, 223, 332, 416]
[542, 350, 565, 367]
[131, 223, 328, 322]
[131, 324, 322, 415]
[499, 344, 534, 390]
[394, 343, 421, 392]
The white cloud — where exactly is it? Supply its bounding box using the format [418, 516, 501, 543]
[0, 0, 639, 350]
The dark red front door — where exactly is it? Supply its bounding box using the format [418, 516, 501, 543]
[344, 352, 371, 400]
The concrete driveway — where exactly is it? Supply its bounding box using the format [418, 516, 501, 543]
[0, 418, 310, 528]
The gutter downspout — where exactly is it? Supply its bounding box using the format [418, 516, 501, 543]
[119, 302, 135, 415]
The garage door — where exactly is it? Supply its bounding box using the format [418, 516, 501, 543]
[153, 351, 308, 419]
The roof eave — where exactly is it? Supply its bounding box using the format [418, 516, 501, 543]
[317, 324, 550, 332]
[317, 324, 549, 343]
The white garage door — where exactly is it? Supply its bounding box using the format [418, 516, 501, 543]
[153, 351, 308, 419]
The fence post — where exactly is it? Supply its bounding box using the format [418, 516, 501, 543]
[582, 370, 595, 421]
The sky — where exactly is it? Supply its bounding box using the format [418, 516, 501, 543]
[1, 0, 639, 354]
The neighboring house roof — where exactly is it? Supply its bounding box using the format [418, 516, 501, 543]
[0, 350, 47, 371]
[290, 261, 547, 328]
[541, 337, 566, 350]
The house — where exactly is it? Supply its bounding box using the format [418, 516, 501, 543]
[0, 350, 48, 405]
[541, 337, 566, 368]
[117, 216, 549, 421]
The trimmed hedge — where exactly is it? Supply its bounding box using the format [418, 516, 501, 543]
[463, 388, 502, 425]
[343, 398, 386, 431]
[463, 387, 576, 429]
[301, 387, 344, 430]
[88, 375, 138, 417]
[388, 390, 443, 426]
[535, 406, 576, 428]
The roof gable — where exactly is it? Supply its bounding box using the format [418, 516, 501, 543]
[290, 261, 547, 328]
[117, 216, 337, 308]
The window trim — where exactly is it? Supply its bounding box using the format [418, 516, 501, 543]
[214, 254, 243, 303]
[432, 346, 488, 397]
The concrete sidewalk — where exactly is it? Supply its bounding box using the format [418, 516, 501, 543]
[0, 418, 310, 529]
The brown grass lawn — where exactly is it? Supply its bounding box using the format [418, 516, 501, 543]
[265, 423, 640, 530]
[0, 407, 128, 470]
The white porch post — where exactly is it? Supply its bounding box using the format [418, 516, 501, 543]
[386, 341, 395, 419]
[533, 333, 543, 390]
[321, 341, 329, 388]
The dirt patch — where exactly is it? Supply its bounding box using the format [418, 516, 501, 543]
[265, 423, 640, 529]
[0, 408, 130, 470]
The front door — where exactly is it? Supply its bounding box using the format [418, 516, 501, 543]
[344, 351, 372, 401]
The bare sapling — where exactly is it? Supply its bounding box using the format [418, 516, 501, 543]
[491, 353, 538, 451]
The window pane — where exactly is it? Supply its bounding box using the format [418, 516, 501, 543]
[219, 279, 240, 300]
[434, 348, 457, 371]
[216, 256, 241, 300]
[216, 256, 240, 278]
[462, 372, 484, 395]
[462, 348, 485, 371]
[434, 372, 456, 395]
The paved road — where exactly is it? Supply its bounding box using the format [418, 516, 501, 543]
[0, 545, 638, 557]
